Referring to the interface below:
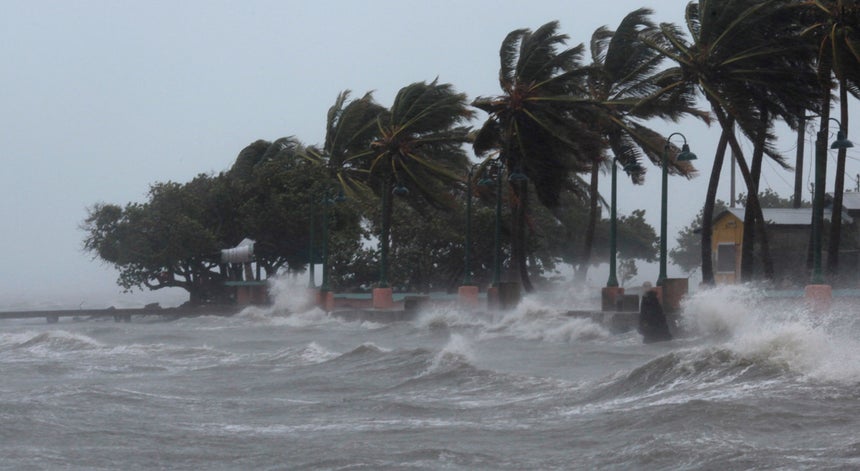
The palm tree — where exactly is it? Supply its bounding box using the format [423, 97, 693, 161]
[362, 80, 474, 288]
[303, 90, 387, 193]
[798, 0, 860, 278]
[575, 8, 707, 282]
[299, 91, 386, 289]
[642, 0, 820, 284]
[473, 21, 603, 292]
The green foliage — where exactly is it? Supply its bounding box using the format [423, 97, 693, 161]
[670, 199, 728, 275]
[82, 138, 367, 303]
[618, 258, 638, 287]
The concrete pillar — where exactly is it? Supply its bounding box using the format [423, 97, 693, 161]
[372, 287, 394, 309]
[601, 286, 625, 312]
[804, 284, 831, 313]
[320, 291, 335, 311]
[458, 285, 479, 309]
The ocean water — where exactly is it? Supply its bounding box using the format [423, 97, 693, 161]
[2, 282, 859, 470]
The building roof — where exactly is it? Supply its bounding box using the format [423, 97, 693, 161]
[841, 191, 860, 211]
[719, 207, 853, 226]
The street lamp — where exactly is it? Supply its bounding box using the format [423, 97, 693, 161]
[479, 159, 504, 286]
[607, 158, 643, 288]
[378, 179, 409, 288]
[319, 188, 346, 292]
[308, 196, 316, 289]
[811, 118, 854, 283]
[658, 133, 697, 286]
[463, 164, 481, 286]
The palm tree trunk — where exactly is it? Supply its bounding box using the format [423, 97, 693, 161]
[811, 83, 832, 281]
[741, 109, 769, 281]
[793, 114, 807, 208]
[576, 164, 600, 283]
[378, 173, 393, 288]
[711, 103, 773, 282]
[827, 80, 849, 278]
[701, 129, 730, 285]
[511, 179, 534, 292]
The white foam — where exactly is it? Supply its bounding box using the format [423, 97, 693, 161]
[681, 284, 860, 383]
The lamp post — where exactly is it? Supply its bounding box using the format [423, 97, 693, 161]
[811, 118, 854, 283]
[320, 189, 346, 292]
[378, 178, 409, 289]
[307, 197, 316, 289]
[658, 133, 697, 286]
[607, 159, 643, 288]
[477, 159, 505, 286]
[463, 164, 481, 286]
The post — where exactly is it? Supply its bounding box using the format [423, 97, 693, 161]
[464, 165, 476, 285]
[607, 159, 619, 287]
[492, 161, 502, 286]
[811, 129, 826, 284]
[320, 191, 331, 292]
[379, 175, 392, 288]
[658, 144, 669, 286]
[308, 200, 316, 288]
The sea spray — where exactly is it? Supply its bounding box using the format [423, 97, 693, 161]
[412, 293, 609, 343]
[681, 284, 860, 383]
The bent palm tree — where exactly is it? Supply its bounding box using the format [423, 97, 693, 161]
[643, 0, 819, 284]
[361, 80, 473, 287]
[799, 0, 860, 277]
[577, 8, 706, 282]
[473, 21, 603, 291]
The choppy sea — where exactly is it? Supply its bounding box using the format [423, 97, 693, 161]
[2, 282, 859, 470]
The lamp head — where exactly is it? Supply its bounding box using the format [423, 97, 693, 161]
[676, 143, 697, 162]
[831, 130, 854, 149]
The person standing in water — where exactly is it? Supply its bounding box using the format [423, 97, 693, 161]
[638, 290, 673, 343]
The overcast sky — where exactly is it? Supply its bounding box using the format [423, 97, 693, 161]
[2, 1, 857, 309]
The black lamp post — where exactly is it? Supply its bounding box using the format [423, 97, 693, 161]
[378, 178, 409, 288]
[607, 159, 643, 288]
[658, 133, 697, 286]
[308, 197, 316, 289]
[478, 159, 504, 286]
[320, 189, 346, 292]
[811, 118, 854, 283]
[464, 164, 481, 286]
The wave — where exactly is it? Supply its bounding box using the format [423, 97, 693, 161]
[680, 284, 860, 384]
[414, 295, 610, 344]
[3, 330, 103, 353]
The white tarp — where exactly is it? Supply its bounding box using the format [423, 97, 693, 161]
[221, 238, 255, 263]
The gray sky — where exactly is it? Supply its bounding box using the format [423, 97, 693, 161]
[1, 1, 857, 309]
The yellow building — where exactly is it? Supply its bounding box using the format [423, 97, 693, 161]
[711, 208, 853, 284]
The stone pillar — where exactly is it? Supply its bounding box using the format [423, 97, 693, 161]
[321, 291, 335, 311]
[458, 285, 479, 309]
[372, 287, 394, 309]
[601, 287, 625, 312]
[804, 284, 831, 313]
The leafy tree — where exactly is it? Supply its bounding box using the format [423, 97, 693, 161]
[83, 177, 230, 305]
[618, 258, 638, 287]
[671, 200, 728, 275]
[473, 21, 603, 292]
[83, 139, 367, 304]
